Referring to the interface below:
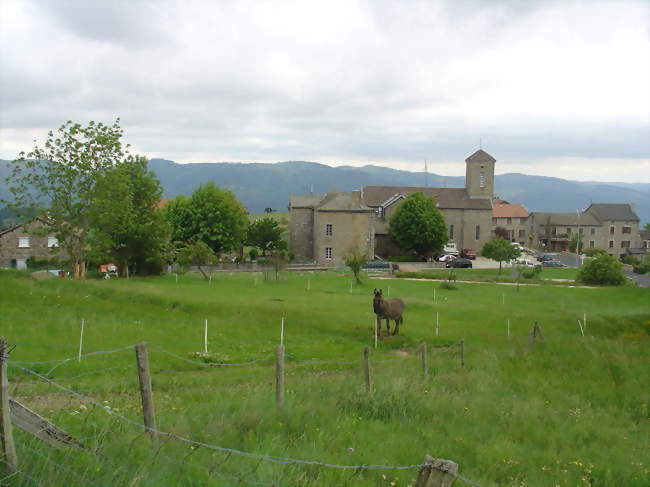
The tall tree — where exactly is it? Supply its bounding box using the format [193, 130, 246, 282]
[164, 182, 248, 255]
[482, 237, 521, 274]
[247, 217, 285, 256]
[388, 192, 448, 257]
[88, 156, 170, 276]
[5, 119, 128, 278]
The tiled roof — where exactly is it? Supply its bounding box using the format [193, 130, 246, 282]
[585, 203, 640, 222]
[157, 198, 175, 209]
[493, 203, 528, 218]
[362, 186, 492, 210]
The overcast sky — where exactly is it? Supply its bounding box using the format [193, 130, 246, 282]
[1, 0, 648, 182]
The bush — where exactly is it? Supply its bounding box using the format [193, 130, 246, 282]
[583, 247, 608, 257]
[522, 269, 536, 279]
[248, 248, 259, 261]
[577, 253, 626, 285]
[632, 254, 650, 275]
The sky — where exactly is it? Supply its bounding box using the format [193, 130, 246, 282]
[1, 0, 649, 183]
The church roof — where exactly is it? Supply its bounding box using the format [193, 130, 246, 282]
[465, 149, 496, 163]
[290, 191, 372, 212]
[362, 186, 492, 210]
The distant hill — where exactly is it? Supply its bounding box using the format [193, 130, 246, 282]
[2, 158, 649, 225]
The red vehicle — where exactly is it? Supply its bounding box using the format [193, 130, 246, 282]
[460, 249, 477, 260]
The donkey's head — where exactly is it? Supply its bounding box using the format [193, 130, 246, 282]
[373, 289, 383, 314]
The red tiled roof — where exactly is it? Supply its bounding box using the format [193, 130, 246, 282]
[157, 198, 174, 209]
[492, 203, 528, 218]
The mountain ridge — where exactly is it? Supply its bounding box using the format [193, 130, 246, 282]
[1, 158, 648, 224]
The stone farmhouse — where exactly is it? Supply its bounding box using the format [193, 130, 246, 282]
[289, 149, 496, 266]
[527, 204, 642, 258]
[0, 219, 66, 269]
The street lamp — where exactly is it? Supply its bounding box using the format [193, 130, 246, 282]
[576, 209, 581, 267]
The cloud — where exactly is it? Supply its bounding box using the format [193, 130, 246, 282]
[0, 0, 648, 181]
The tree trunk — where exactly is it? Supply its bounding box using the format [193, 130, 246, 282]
[197, 265, 209, 280]
[498, 261, 502, 275]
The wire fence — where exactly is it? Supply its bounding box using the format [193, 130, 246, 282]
[7, 360, 484, 487]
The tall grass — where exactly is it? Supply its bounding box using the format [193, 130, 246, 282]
[1, 269, 648, 486]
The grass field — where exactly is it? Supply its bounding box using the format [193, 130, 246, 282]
[1, 269, 649, 486]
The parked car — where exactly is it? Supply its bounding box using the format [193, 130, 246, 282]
[542, 260, 567, 267]
[446, 258, 472, 268]
[507, 258, 535, 268]
[460, 249, 477, 260]
[536, 253, 554, 262]
[438, 254, 457, 263]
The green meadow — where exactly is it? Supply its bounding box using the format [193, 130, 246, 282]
[1, 269, 648, 486]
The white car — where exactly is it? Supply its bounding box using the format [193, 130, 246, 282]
[438, 254, 457, 262]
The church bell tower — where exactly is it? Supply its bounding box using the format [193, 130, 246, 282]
[465, 149, 495, 199]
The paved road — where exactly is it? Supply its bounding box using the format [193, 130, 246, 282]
[625, 270, 650, 287]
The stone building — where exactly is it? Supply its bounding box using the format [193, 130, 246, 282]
[528, 203, 641, 258]
[289, 190, 375, 266]
[0, 219, 66, 269]
[491, 200, 529, 244]
[289, 149, 496, 263]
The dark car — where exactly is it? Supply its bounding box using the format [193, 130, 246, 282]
[446, 258, 472, 268]
[536, 253, 554, 262]
[460, 249, 477, 260]
[542, 260, 566, 267]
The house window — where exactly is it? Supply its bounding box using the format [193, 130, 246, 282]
[589, 241, 595, 248]
[518, 229, 525, 239]
[492, 218, 497, 225]
[621, 241, 630, 248]
[325, 224, 332, 236]
[590, 227, 595, 235]
[18, 237, 30, 248]
[566, 228, 572, 235]
[551, 227, 557, 235]
[622, 226, 631, 234]
[609, 226, 615, 234]
[325, 247, 332, 260]
[475, 225, 480, 240]
[47, 237, 59, 248]
[507, 218, 512, 225]
[608, 240, 614, 248]
[449, 225, 454, 240]
[578, 228, 584, 234]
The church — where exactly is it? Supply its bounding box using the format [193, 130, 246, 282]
[288, 150, 496, 266]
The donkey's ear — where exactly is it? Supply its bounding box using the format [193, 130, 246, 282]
[379, 289, 383, 295]
[373, 288, 377, 293]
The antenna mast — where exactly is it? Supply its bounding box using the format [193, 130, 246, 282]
[424, 159, 428, 187]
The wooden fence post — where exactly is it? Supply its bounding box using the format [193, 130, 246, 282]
[363, 346, 372, 394]
[0, 338, 18, 474]
[134, 343, 156, 441]
[459, 340, 464, 368]
[420, 343, 428, 379]
[415, 455, 459, 487]
[276, 345, 285, 410]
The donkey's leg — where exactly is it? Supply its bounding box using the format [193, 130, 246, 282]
[385, 317, 390, 334]
[392, 319, 399, 336]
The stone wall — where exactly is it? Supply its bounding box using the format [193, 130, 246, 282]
[288, 207, 314, 262]
[313, 210, 374, 267]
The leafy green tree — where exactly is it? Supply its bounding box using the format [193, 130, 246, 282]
[568, 232, 584, 253]
[177, 241, 217, 279]
[388, 192, 448, 257]
[164, 183, 248, 255]
[247, 217, 285, 256]
[644, 223, 650, 232]
[344, 249, 369, 284]
[583, 247, 608, 257]
[88, 156, 170, 276]
[5, 119, 128, 278]
[482, 237, 521, 274]
[577, 253, 626, 285]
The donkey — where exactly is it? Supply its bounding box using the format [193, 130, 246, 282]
[373, 289, 405, 336]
